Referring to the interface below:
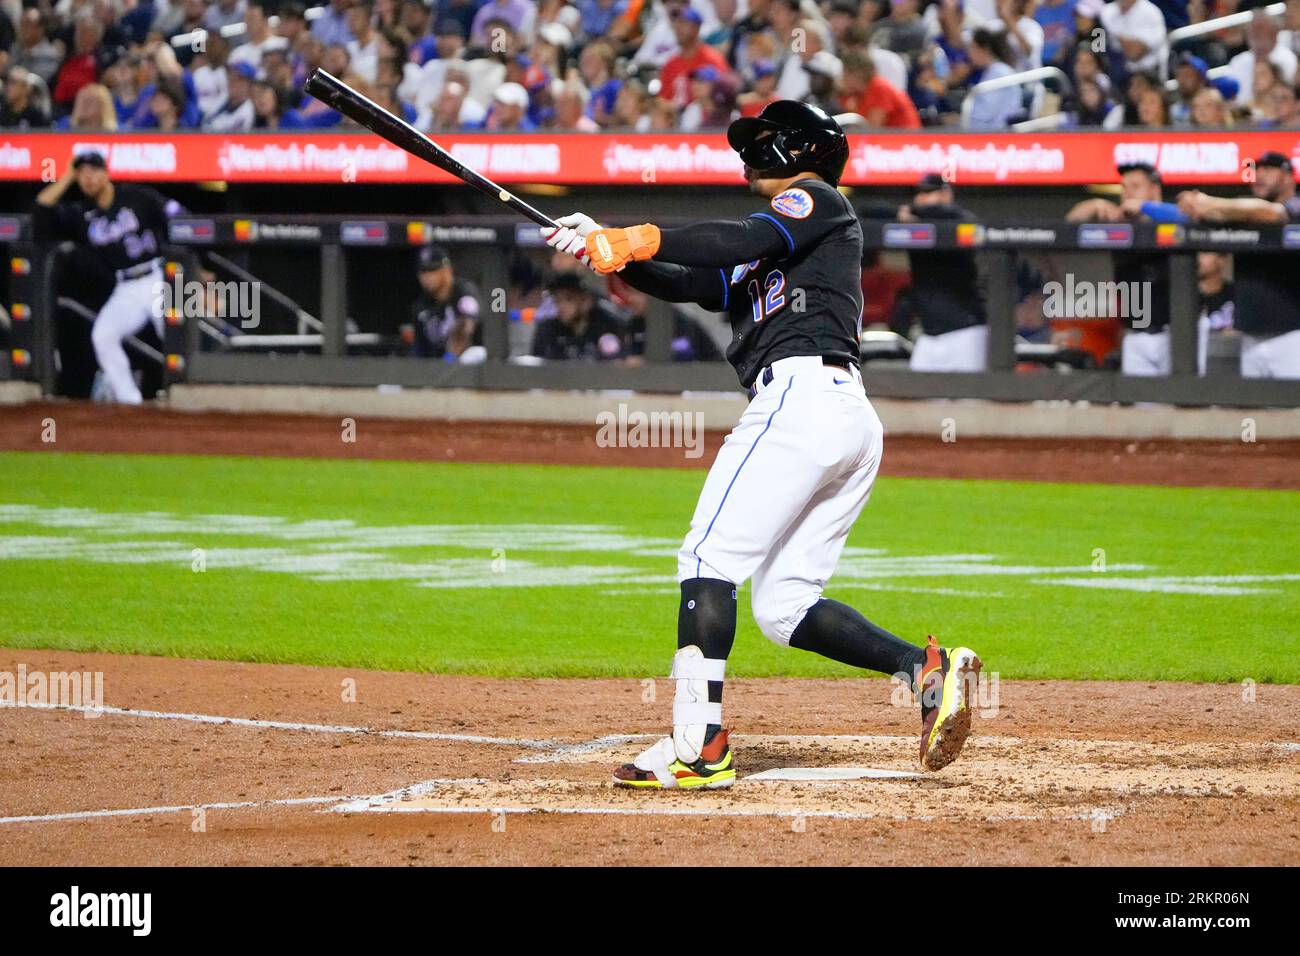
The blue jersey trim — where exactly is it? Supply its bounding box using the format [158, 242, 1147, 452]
[751, 213, 796, 255]
[719, 268, 729, 309]
[692, 375, 796, 578]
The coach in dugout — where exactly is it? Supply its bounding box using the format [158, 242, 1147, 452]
[1178, 152, 1300, 379]
[406, 245, 484, 360]
[895, 173, 989, 372]
[1067, 161, 1189, 375]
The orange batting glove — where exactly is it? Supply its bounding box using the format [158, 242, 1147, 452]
[585, 224, 661, 274]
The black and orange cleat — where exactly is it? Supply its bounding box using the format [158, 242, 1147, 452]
[612, 727, 736, 789]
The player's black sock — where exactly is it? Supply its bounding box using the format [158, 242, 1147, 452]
[678, 578, 736, 728]
[789, 599, 927, 687]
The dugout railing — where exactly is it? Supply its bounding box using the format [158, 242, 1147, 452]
[3, 213, 1300, 408]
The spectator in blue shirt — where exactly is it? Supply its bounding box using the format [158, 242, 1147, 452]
[964, 28, 1022, 127]
[312, 0, 356, 47]
[578, 0, 628, 40]
[1033, 0, 1077, 65]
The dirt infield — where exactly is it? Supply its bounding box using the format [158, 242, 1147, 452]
[2, 400, 1298, 489]
[0, 650, 1296, 866]
[2, 401, 1297, 865]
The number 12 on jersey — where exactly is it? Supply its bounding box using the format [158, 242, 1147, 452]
[747, 269, 786, 323]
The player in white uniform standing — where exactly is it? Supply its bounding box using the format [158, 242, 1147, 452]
[34, 151, 179, 405]
[544, 102, 983, 789]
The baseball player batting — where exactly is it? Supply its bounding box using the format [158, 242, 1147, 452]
[545, 102, 983, 789]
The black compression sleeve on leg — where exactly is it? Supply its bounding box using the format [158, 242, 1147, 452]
[789, 599, 927, 686]
[678, 577, 737, 708]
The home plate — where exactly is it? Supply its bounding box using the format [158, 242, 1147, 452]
[746, 767, 920, 782]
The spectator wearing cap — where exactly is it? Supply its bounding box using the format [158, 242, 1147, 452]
[1033, 0, 1077, 65]
[840, 49, 921, 128]
[578, 0, 629, 39]
[578, 41, 622, 125]
[407, 245, 483, 360]
[531, 272, 629, 362]
[1098, 0, 1167, 76]
[433, 17, 468, 60]
[13, 10, 62, 88]
[1, 67, 49, 129]
[1178, 152, 1300, 378]
[205, 0, 249, 35]
[738, 59, 780, 116]
[312, 0, 357, 48]
[1227, 12, 1297, 107]
[99, 51, 141, 126]
[51, 16, 103, 112]
[660, 5, 732, 106]
[893, 174, 990, 373]
[1170, 53, 1208, 125]
[608, 273, 725, 363]
[680, 64, 739, 129]
[229, 1, 278, 71]
[729, 0, 777, 75]
[347, 1, 382, 82]
[484, 81, 536, 130]
[801, 50, 843, 114]
[634, 1, 721, 69]
[1068, 162, 1191, 376]
[206, 62, 258, 131]
[471, 0, 538, 48]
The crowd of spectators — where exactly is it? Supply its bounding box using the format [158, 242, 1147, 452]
[3, 0, 1300, 133]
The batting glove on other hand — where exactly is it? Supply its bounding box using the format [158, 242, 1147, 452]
[585, 224, 661, 274]
[542, 213, 601, 263]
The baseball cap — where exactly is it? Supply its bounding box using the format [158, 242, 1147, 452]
[1177, 52, 1208, 78]
[493, 81, 530, 109]
[751, 59, 777, 80]
[1210, 75, 1240, 101]
[229, 61, 257, 80]
[418, 245, 450, 271]
[674, 7, 704, 24]
[1117, 160, 1161, 182]
[547, 272, 590, 294]
[916, 172, 950, 193]
[1256, 150, 1294, 172]
[804, 50, 843, 80]
[538, 21, 572, 48]
[434, 18, 465, 37]
[72, 151, 108, 170]
[691, 64, 721, 82]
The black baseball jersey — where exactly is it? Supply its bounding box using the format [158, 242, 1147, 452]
[530, 300, 629, 361]
[41, 184, 176, 273]
[1232, 196, 1300, 338]
[622, 177, 863, 388]
[410, 278, 483, 358]
[897, 202, 987, 336]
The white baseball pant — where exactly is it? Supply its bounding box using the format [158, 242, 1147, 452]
[909, 325, 988, 373]
[1240, 329, 1300, 379]
[1121, 322, 1209, 376]
[91, 265, 164, 405]
[678, 355, 884, 647]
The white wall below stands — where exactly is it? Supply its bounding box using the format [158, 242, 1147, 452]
[166, 384, 1300, 441]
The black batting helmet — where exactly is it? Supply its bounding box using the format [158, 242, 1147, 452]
[727, 100, 850, 186]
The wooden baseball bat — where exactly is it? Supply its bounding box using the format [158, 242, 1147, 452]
[303, 69, 560, 230]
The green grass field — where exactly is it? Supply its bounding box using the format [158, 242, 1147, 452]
[1, 451, 1296, 682]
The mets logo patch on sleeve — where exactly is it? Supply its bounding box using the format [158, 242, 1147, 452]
[770, 188, 814, 219]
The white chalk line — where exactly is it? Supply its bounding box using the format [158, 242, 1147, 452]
[0, 699, 558, 750]
[0, 794, 345, 826]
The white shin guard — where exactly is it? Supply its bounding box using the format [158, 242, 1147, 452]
[632, 645, 726, 786]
